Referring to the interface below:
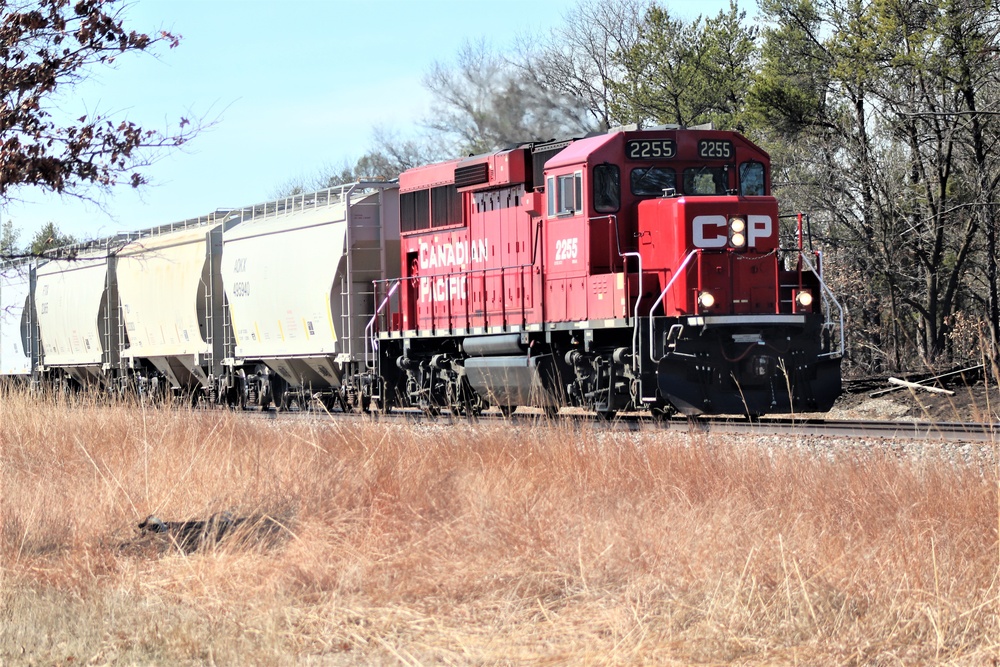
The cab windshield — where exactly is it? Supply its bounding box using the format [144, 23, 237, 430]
[630, 167, 676, 196]
[682, 167, 728, 196]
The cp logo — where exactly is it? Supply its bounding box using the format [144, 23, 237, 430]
[692, 215, 773, 248]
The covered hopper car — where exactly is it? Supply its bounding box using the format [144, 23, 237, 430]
[0, 182, 400, 410]
[0, 127, 843, 418]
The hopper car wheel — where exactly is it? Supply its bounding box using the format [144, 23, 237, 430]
[282, 392, 304, 412]
[259, 383, 273, 411]
[499, 405, 516, 418]
[595, 409, 617, 421]
[337, 388, 353, 413]
[226, 385, 246, 411]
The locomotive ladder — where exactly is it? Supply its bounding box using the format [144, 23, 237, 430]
[647, 250, 699, 365]
[797, 252, 845, 357]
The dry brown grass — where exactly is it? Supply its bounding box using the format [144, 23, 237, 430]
[1, 388, 999, 665]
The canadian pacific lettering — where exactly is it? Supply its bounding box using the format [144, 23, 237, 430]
[417, 238, 488, 303]
[418, 238, 487, 270]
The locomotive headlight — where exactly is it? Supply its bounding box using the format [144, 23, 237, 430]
[796, 290, 814, 309]
[698, 291, 716, 309]
[729, 217, 747, 248]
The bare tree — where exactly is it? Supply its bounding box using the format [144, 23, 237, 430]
[514, 0, 650, 131]
[270, 125, 446, 198]
[0, 0, 201, 226]
[423, 38, 597, 155]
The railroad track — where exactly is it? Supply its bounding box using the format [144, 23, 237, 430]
[677, 416, 999, 443]
[239, 405, 1000, 443]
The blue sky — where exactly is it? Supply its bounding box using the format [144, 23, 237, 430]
[4, 0, 734, 242]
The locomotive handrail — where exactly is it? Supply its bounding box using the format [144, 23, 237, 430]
[589, 214, 644, 373]
[372, 259, 538, 336]
[648, 249, 700, 363]
[365, 279, 401, 370]
[798, 252, 845, 357]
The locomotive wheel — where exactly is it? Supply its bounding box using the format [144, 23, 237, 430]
[447, 381, 482, 418]
[650, 403, 675, 422]
[465, 394, 484, 417]
[377, 382, 399, 414]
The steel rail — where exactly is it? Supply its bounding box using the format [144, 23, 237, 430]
[222, 405, 1000, 443]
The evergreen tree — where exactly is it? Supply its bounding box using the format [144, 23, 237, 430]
[28, 222, 75, 256]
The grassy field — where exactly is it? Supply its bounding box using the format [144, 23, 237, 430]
[1, 389, 998, 665]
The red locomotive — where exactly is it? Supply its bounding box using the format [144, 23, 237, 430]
[372, 126, 843, 418]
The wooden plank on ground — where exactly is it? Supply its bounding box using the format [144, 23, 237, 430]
[886, 377, 955, 396]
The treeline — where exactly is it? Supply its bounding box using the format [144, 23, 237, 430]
[1, 221, 77, 259]
[303, 0, 998, 377]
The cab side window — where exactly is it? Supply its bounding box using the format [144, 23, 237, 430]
[740, 161, 766, 196]
[593, 164, 620, 213]
[547, 172, 584, 216]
